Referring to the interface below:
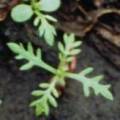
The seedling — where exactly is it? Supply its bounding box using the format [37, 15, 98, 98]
[11, 0, 61, 46]
[8, 33, 113, 117]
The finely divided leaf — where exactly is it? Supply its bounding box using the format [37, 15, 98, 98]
[8, 42, 42, 70]
[30, 81, 59, 116]
[58, 33, 82, 62]
[68, 67, 113, 100]
[38, 19, 56, 46]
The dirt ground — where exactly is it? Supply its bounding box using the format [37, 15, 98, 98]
[0, 23, 120, 120]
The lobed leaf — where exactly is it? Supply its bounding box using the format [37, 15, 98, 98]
[30, 81, 59, 116]
[8, 42, 56, 73]
[58, 33, 82, 62]
[68, 67, 113, 100]
[38, 19, 56, 46]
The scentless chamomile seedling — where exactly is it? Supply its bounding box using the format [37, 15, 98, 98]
[11, 0, 61, 46]
[8, 33, 113, 117]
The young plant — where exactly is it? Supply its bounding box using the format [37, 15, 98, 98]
[11, 0, 61, 46]
[8, 33, 113, 117]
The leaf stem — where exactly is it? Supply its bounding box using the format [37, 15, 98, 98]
[66, 72, 85, 83]
[35, 61, 57, 74]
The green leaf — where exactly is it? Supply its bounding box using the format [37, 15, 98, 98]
[99, 85, 113, 100]
[58, 33, 82, 63]
[38, 19, 56, 46]
[30, 81, 59, 116]
[27, 42, 34, 54]
[68, 67, 113, 100]
[39, 83, 49, 88]
[8, 42, 56, 73]
[33, 17, 40, 26]
[7, 43, 21, 53]
[70, 49, 81, 55]
[72, 41, 82, 48]
[45, 15, 57, 22]
[20, 62, 33, 70]
[80, 67, 94, 75]
[40, 0, 61, 12]
[34, 100, 49, 116]
[36, 103, 43, 116]
[11, 4, 33, 22]
[15, 55, 24, 60]
[48, 95, 58, 107]
[44, 25, 56, 46]
[52, 88, 59, 98]
[31, 90, 44, 96]
[58, 42, 64, 53]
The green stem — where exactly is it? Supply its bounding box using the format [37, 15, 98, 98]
[31, 0, 41, 13]
[66, 72, 85, 83]
[44, 77, 57, 97]
[34, 10, 45, 20]
[35, 61, 57, 74]
[20, 48, 57, 74]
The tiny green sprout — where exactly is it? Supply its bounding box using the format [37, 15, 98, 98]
[8, 33, 113, 117]
[11, 0, 61, 46]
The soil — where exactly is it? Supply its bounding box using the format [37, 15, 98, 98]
[0, 1, 120, 120]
